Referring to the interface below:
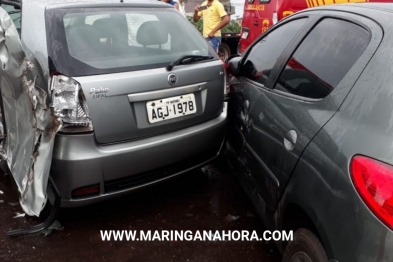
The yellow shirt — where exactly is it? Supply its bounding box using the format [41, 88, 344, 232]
[197, 0, 227, 38]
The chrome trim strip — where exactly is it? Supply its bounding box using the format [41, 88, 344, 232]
[128, 82, 207, 102]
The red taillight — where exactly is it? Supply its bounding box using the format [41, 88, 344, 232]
[220, 58, 229, 77]
[50, 72, 93, 133]
[72, 185, 100, 199]
[50, 71, 60, 78]
[350, 155, 393, 229]
[220, 58, 229, 70]
[220, 58, 229, 94]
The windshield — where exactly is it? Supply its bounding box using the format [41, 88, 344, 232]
[46, 7, 217, 76]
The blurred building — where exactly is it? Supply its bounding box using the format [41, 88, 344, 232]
[184, 0, 200, 13]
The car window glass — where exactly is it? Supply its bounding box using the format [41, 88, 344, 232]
[1, 4, 21, 33]
[126, 14, 171, 51]
[241, 18, 307, 86]
[85, 14, 111, 25]
[275, 18, 370, 99]
[61, 10, 212, 71]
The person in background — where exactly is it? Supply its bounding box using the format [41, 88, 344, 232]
[161, 0, 179, 10]
[193, 0, 230, 53]
[178, 0, 187, 17]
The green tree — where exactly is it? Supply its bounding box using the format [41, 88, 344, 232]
[188, 17, 203, 33]
[222, 20, 241, 33]
[187, 17, 241, 34]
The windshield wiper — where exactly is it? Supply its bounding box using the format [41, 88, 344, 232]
[166, 55, 214, 71]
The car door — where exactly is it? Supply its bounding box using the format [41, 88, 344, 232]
[227, 14, 315, 167]
[227, 12, 316, 162]
[241, 12, 382, 212]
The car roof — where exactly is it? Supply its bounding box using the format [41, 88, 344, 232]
[24, 0, 170, 9]
[291, 2, 393, 27]
[309, 2, 393, 13]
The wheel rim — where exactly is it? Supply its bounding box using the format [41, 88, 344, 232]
[289, 251, 313, 262]
[218, 46, 230, 61]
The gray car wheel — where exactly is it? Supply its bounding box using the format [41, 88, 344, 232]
[218, 43, 231, 61]
[282, 228, 329, 262]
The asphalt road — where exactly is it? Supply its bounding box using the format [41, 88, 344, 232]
[0, 157, 281, 262]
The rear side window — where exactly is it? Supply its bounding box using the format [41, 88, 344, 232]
[47, 8, 215, 76]
[240, 18, 307, 86]
[275, 18, 370, 99]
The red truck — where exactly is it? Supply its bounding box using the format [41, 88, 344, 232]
[239, 0, 387, 53]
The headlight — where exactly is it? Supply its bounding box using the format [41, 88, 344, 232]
[51, 75, 93, 133]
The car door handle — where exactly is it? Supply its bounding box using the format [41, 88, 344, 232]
[244, 100, 249, 110]
[284, 130, 297, 151]
[253, 22, 259, 26]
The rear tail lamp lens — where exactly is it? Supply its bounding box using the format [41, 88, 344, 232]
[350, 155, 393, 229]
[50, 75, 93, 133]
[220, 58, 229, 94]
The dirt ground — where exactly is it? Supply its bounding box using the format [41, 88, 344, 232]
[0, 157, 281, 262]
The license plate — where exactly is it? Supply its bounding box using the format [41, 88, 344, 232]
[147, 93, 197, 124]
[241, 32, 249, 39]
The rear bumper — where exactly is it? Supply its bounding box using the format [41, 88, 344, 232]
[50, 103, 227, 208]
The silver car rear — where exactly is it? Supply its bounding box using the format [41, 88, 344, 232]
[42, 2, 227, 204]
[46, 6, 225, 142]
[0, 0, 227, 217]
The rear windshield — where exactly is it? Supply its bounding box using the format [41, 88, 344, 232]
[46, 7, 216, 76]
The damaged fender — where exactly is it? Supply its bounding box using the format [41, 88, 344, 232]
[0, 8, 61, 216]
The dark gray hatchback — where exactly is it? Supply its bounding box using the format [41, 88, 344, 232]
[226, 3, 393, 262]
[0, 0, 227, 216]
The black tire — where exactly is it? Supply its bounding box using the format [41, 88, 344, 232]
[218, 43, 231, 61]
[282, 228, 329, 262]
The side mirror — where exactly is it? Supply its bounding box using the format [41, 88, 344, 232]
[225, 54, 240, 64]
[227, 56, 242, 76]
